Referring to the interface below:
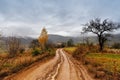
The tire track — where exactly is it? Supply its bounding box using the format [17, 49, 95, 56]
[4, 49, 94, 80]
[56, 49, 71, 80]
[5, 49, 61, 80]
[63, 50, 94, 80]
[46, 49, 63, 80]
[62, 50, 82, 80]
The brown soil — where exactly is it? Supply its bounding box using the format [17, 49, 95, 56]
[4, 49, 94, 80]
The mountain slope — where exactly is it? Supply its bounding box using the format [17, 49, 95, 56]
[1, 33, 120, 47]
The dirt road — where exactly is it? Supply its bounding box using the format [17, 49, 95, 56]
[4, 49, 93, 80]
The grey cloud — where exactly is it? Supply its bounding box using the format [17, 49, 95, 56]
[0, 0, 120, 37]
[3, 26, 38, 37]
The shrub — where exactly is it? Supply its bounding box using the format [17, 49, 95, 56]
[32, 49, 42, 56]
[19, 48, 25, 53]
[72, 45, 88, 63]
[112, 43, 120, 49]
[6, 37, 21, 58]
[48, 49, 55, 56]
[29, 39, 40, 49]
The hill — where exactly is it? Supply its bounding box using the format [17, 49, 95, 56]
[48, 34, 120, 44]
[0, 33, 120, 48]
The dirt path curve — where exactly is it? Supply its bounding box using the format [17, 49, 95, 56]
[4, 49, 93, 80]
[55, 49, 82, 80]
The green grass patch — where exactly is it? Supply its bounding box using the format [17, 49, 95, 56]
[86, 53, 120, 73]
[86, 53, 120, 59]
[64, 47, 76, 53]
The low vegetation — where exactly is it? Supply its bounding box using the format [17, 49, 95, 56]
[64, 47, 76, 53]
[0, 48, 55, 79]
[111, 43, 120, 49]
[0, 28, 56, 79]
[85, 53, 120, 80]
[65, 45, 120, 80]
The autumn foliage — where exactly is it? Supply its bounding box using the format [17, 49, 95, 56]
[38, 28, 48, 50]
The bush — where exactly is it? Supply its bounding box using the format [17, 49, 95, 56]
[32, 49, 42, 56]
[19, 48, 25, 53]
[6, 37, 21, 58]
[112, 43, 120, 49]
[29, 39, 40, 49]
[72, 45, 88, 63]
[48, 49, 55, 56]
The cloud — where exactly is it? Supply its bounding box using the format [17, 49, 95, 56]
[0, 0, 120, 37]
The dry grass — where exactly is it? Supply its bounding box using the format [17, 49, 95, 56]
[0, 48, 55, 79]
[65, 46, 120, 79]
[85, 53, 120, 80]
[104, 48, 120, 54]
[64, 47, 76, 53]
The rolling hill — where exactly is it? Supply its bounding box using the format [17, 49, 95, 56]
[0, 33, 120, 48]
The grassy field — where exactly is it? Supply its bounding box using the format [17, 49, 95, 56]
[65, 47, 120, 79]
[86, 53, 120, 59]
[85, 53, 120, 79]
[86, 53, 120, 72]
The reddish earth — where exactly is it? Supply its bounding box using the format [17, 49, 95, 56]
[4, 49, 93, 80]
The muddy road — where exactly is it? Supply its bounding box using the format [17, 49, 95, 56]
[4, 49, 93, 80]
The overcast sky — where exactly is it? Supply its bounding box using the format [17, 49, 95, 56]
[0, 0, 120, 37]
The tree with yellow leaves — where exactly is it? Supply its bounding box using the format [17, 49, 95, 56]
[38, 27, 48, 50]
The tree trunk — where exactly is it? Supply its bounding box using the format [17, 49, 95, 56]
[98, 36, 104, 51]
[99, 42, 103, 51]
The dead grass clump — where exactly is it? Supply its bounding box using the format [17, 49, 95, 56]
[104, 49, 120, 54]
[88, 45, 99, 53]
[95, 71, 105, 78]
[87, 64, 96, 73]
[72, 45, 89, 63]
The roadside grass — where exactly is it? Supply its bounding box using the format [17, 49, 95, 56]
[86, 53, 120, 59]
[0, 48, 56, 79]
[64, 47, 120, 79]
[64, 47, 76, 53]
[85, 53, 120, 79]
[86, 53, 120, 70]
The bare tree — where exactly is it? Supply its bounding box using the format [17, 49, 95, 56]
[83, 18, 120, 51]
[29, 39, 40, 49]
[6, 36, 20, 57]
[67, 39, 74, 47]
[46, 39, 55, 49]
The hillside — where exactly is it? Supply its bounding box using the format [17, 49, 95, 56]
[48, 34, 80, 43]
[48, 34, 120, 44]
[0, 33, 120, 47]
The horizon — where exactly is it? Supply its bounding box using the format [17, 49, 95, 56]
[1, 33, 120, 39]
